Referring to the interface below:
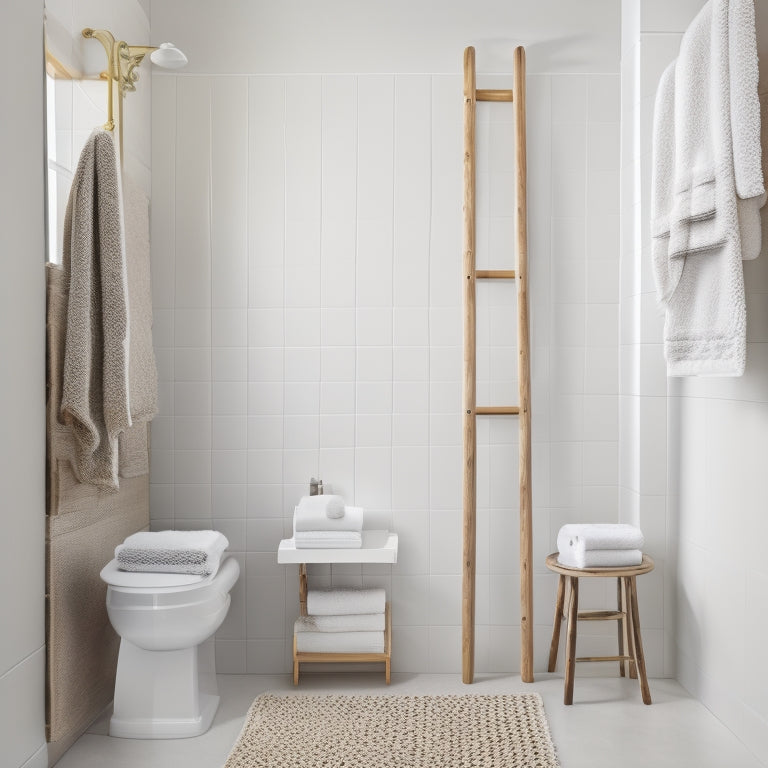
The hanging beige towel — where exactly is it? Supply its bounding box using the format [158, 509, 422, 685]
[118, 175, 158, 478]
[60, 129, 131, 490]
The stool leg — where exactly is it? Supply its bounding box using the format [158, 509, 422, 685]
[617, 577, 626, 677]
[623, 577, 638, 679]
[564, 576, 579, 705]
[548, 575, 566, 672]
[293, 635, 299, 686]
[628, 576, 652, 704]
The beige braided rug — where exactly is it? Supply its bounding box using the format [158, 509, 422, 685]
[223, 693, 560, 767]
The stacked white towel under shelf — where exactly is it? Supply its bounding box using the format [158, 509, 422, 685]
[556, 524, 644, 569]
[295, 588, 386, 653]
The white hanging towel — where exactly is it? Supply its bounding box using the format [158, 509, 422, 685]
[650, 0, 764, 376]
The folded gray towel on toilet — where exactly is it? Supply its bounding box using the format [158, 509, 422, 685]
[115, 530, 229, 575]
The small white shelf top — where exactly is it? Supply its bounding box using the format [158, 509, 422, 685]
[277, 530, 398, 564]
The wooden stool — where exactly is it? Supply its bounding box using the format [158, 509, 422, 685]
[545, 552, 654, 705]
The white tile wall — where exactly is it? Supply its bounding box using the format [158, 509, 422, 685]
[619, 0, 768, 761]
[151, 70, 621, 675]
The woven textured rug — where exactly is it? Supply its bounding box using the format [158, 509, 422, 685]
[223, 693, 560, 767]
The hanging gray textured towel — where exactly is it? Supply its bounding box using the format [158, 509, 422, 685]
[118, 174, 159, 478]
[60, 128, 131, 489]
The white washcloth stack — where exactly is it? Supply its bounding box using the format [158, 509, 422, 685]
[295, 588, 386, 653]
[115, 530, 229, 576]
[293, 495, 364, 549]
[556, 524, 644, 569]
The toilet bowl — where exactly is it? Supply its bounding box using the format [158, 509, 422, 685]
[100, 555, 240, 739]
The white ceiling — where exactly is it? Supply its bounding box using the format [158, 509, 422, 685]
[150, 0, 620, 74]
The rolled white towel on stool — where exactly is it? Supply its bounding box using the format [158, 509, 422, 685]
[115, 530, 229, 575]
[307, 587, 386, 616]
[294, 531, 362, 549]
[557, 548, 643, 569]
[294, 505, 364, 533]
[557, 524, 644, 554]
[294, 613, 386, 633]
[294, 628, 385, 654]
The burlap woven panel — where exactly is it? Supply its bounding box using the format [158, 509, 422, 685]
[45, 264, 150, 756]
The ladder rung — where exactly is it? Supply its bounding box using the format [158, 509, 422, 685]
[476, 89, 514, 102]
[475, 269, 516, 279]
[475, 406, 520, 415]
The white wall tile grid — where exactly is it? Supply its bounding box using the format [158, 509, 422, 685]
[151, 70, 621, 676]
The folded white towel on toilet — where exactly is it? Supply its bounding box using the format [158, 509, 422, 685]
[557, 548, 643, 570]
[296, 494, 346, 522]
[294, 628, 385, 654]
[294, 613, 386, 633]
[115, 530, 229, 575]
[294, 531, 362, 549]
[557, 524, 644, 553]
[293, 504, 364, 533]
[307, 588, 386, 616]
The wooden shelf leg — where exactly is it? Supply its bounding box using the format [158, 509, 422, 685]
[629, 576, 652, 704]
[564, 576, 578, 705]
[548, 574, 565, 672]
[299, 563, 308, 617]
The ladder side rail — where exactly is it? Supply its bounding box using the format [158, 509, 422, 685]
[514, 45, 534, 684]
[461, 45, 478, 685]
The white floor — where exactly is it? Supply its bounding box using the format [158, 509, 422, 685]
[53, 672, 765, 768]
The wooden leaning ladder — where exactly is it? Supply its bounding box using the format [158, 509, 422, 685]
[462, 46, 533, 684]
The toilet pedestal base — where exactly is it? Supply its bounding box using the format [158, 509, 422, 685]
[110, 636, 219, 739]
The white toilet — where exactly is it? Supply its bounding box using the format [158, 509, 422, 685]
[100, 555, 240, 739]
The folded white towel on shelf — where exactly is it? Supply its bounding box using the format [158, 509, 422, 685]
[115, 530, 229, 575]
[294, 628, 385, 654]
[296, 494, 346, 522]
[557, 548, 643, 570]
[293, 504, 364, 534]
[294, 613, 385, 633]
[307, 588, 386, 616]
[294, 531, 362, 549]
[556, 524, 644, 553]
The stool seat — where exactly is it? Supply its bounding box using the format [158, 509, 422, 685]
[545, 552, 654, 705]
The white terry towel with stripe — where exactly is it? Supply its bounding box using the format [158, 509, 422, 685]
[60, 129, 131, 489]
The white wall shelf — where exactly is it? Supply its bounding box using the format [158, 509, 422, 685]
[277, 530, 398, 684]
[277, 530, 398, 564]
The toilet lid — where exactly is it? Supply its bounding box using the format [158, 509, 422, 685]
[100, 559, 207, 588]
